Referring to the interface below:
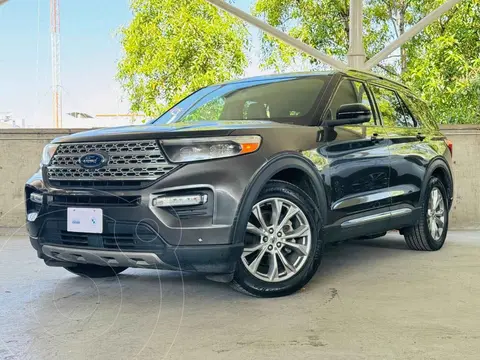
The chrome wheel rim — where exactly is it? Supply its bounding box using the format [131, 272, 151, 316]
[427, 187, 445, 241]
[241, 197, 312, 283]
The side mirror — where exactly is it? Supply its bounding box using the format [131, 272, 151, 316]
[323, 103, 372, 127]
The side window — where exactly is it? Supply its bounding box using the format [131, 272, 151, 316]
[371, 86, 415, 128]
[353, 82, 375, 121]
[398, 92, 435, 128]
[326, 80, 375, 124]
[243, 101, 271, 120]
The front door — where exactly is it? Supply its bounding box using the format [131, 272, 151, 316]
[368, 84, 425, 211]
[320, 79, 392, 234]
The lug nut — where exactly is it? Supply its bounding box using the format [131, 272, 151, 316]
[263, 236, 268, 242]
[268, 245, 273, 251]
[276, 242, 281, 248]
[269, 228, 274, 234]
[277, 232, 282, 237]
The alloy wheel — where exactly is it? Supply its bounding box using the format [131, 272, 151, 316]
[241, 197, 312, 283]
[427, 187, 445, 241]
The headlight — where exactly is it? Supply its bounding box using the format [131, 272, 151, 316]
[160, 136, 262, 163]
[41, 144, 59, 166]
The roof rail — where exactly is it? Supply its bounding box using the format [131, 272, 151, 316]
[346, 68, 410, 90]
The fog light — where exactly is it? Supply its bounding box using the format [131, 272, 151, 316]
[30, 192, 43, 204]
[152, 194, 207, 207]
[27, 212, 38, 222]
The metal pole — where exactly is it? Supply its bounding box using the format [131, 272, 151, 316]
[205, 0, 348, 70]
[347, 0, 366, 69]
[365, 0, 463, 69]
[50, 0, 62, 128]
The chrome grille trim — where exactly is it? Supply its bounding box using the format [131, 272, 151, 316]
[47, 140, 177, 182]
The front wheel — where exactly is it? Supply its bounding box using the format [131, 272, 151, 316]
[403, 176, 449, 251]
[232, 180, 323, 297]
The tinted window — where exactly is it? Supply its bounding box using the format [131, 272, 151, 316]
[398, 92, 437, 128]
[154, 86, 221, 124]
[326, 80, 375, 124]
[154, 76, 328, 124]
[371, 86, 415, 128]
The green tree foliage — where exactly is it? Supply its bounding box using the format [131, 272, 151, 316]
[117, 0, 248, 117]
[254, 0, 480, 123]
[402, 0, 480, 123]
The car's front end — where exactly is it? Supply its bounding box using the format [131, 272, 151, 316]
[26, 125, 270, 274]
[25, 119, 319, 278]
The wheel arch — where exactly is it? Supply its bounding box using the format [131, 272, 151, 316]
[230, 151, 327, 244]
[421, 157, 454, 209]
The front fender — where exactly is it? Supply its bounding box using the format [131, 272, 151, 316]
[230, 151, 327, 244]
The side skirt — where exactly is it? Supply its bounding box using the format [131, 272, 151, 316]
[323, 206, 421, 243]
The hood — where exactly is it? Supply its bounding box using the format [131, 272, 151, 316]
[52, 120, 295, 143]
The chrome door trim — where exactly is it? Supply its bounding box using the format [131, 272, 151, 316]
[341, 208, 412, 228]
[332, 185, 416, 211]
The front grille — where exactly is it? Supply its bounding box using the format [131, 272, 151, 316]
[59, 231, 89, 247]
[51, 195, 141, 207]
[47, 140, 177, 187]
[103, 232, 159, 249]
[49, 180, 144, 188]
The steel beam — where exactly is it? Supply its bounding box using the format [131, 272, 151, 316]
[347, 0, 366, 68]
[365, 0, 464, 69]
[205, 0, 348, 70]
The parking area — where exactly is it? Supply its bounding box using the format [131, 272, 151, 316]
[1, 231, 480, 360]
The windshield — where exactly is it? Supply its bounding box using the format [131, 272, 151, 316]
[154, 75, 329, 124]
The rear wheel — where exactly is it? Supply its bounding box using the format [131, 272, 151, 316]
[403, 177, 449, 251]
[65, 264, 128, 278]
[232, 181, 323, 297]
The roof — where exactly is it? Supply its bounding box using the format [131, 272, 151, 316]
[221, 69, 410, 91]
[219, 71, 337, 85]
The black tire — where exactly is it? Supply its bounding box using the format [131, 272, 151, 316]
[231, 180, 324, 297]
[403, 176, 449, 251]
[65, 264, 128, 278]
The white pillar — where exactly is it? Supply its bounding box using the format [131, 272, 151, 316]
[347, 0, 366, 69]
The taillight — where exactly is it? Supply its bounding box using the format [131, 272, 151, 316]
[445, 139, 453, 157]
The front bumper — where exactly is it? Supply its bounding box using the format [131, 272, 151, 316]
[25, 191, 242, 273]
[31, 238, 243, 273]
[26, 195, 242, 273]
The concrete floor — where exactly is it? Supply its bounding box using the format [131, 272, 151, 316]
[1, 232, 480, 360]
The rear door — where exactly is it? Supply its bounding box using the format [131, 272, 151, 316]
[369, 84, 425, 210]
[321, 78, 392, 230]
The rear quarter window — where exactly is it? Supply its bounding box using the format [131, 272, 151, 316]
[398, 92, 438, 129]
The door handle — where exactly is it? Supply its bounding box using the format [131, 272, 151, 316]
[416, 133, 426, 141]
[370, 133, 384, 143]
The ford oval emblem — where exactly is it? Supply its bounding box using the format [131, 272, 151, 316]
[79, 153, 108, 169]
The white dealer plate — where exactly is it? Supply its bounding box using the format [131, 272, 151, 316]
[67, 208, 103, 234]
